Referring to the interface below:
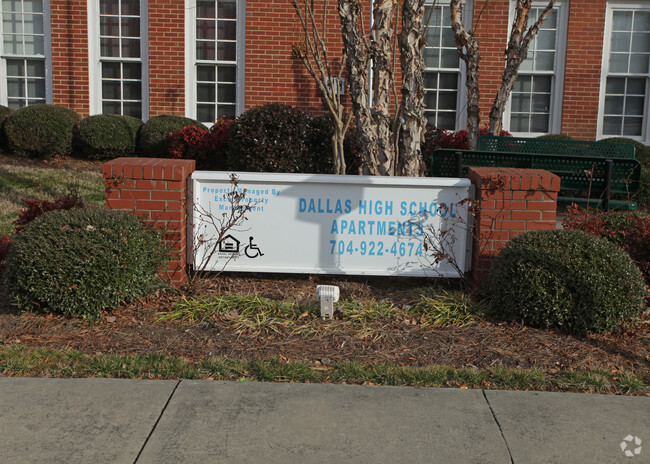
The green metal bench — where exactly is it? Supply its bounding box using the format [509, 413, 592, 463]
[477, 135, 636, 160]
[430, 148, 642, 210]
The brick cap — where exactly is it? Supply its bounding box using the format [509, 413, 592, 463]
[103, 157, 196, 180]
[468, 167, 561, 192]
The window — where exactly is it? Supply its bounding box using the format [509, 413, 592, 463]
[0, 0, 50, 109]
[89, 0, 147, 119]
[186, 0, 244, 124]
[422, 3, 468, 130]
[504, 1, 567, 136]
[599, 4, 650, 141]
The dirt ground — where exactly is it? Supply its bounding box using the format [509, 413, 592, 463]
[1, 154, 649, 381]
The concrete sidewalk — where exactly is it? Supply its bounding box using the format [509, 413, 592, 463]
[0, 378, 647, 463]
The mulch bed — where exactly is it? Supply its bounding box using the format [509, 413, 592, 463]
[1, 273, 648, 378]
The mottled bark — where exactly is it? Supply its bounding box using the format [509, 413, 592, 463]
[450, 0, 480, 150]
[488, 0, 557, 134]
[397, 0, 426, 176]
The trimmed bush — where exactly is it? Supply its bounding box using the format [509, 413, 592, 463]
[74, 114, 142, 160]
[226, 103, 312, 173]
[5, 208, 169, 318]
[137, 115, 205, 159]
[2, 104, 80, 158]
[304, 113, 362, 174]
[485, 229, 646, 335]
[0, 105, 13, 124]
[537, 133, 575, 140]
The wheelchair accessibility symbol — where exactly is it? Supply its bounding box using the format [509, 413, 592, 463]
[244, 236, 264, 258]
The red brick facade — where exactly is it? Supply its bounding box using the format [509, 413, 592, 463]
[47, 0, 615, 140]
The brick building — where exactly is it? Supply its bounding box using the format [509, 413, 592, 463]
[1, 0, 649, 143]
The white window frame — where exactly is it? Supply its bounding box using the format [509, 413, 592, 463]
[422, 0, 469, 131]
[0, 0, 52, 108]
[185, 0, 245, 124]
[502, 0, 568, 137]
[597, 1, 650, 143]
[88, 0, 149, 119]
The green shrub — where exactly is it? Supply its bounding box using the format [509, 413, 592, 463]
[137, 115, 205, 159]
[0, 105, 12, 123]
[485, 229, 646, 335]
[2, 104, 80, 158]
[5, 208, 169, 318]
[74, 114, 143, 160]
[226, 103, 313, 173]
[537, 133, 575, 140]
[304, 113, 362, 174]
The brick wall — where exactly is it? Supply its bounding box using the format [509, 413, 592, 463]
[468, 167, 561, 284]
[103, 158, 196, 288]
[51, 0, 90, 116]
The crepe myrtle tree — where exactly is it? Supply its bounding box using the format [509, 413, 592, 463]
[450, 0, 558, 150]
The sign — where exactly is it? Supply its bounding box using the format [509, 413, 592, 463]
[190, 172, 473, 277]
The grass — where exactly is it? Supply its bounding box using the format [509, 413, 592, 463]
[0, 345, 647, 395]
[0, 164, 104, 235]
[156, 292, 485, 337]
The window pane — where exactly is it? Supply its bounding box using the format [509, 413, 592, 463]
[7, 99, 24, 109]
[439, 73, 457, 89]
[605, 95, 624, 114]
[627, 78, 645, 95]
[100, 0, 119, 15]
[7, 78, 24, 97]
[217, 42, 236, 61]
[536, 30, 556, 50]
[4, 34, 22, 54]
[423, 72, 437, 89]
[441, 29, 456, 48]
[423, 48, 439, 68]
[633, 11, 650, 31]
[121, 0, 139, 16]
[629, 54, 649, 73]
[609, 53, 629, 72]
[531, 114, 549, 132]
[424, 92, 437, 109]
[197, 19, 215, 40]
[532, 94, 550, 113]
[23, 14, 43, 35]
[511, 114, 528, 132]
[197, 65, 216, 82]
[544, 9, 557, 28]
[613, 11, 633, 31]
[514, 76, 531, 93]
[102, 62, 121, 78]
[603, 116, 622, 134]
[534, 51, 555, 71]
[122, 102, 141, 119]
[631, 33, 650, 52]
[26, 59, 43, 76]
[197, 104, 215, 123]
[102, 81, 121, 99]
[425, 26, 440, 48]
[625, 96, 645, 115]
[606, 77, 625, 94]
[217, 83, 236, 103]
[611, 32, 631, 52]
[102, 101, 121, 114]
[197, 41, 215, 60]
[122, 38, 140, 57]
[101, 17, 120, 36]
[623, 117, 642, 136]
[6, 59, 23, 76]
[121, 17, 140, 37]
[440, 48, 458, 68]
[197, 0, 215, 18]
[101, 37, 120, 57]
[217, 65, 236, 82]
[122, 80, 141, 100]
[23, 0, 43, 13]
[511, 94, 530, 112]
[438, 91, 456, 110]
[437, 112, 455, 130]
[218, 104, 236, 119]
[3, 13, 20, 33]
[24, 34, 44, 55]
[27, 78, 44, 98]
[217, 0, 236, 19]
[197, 83, 215, 102]
[122, 62, 141, 79]
[533, 76, 552, 93]
[217, 20, 236, 40]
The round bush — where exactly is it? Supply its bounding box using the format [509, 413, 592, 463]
[226, 103, 312, 173]
[137, 115, 205, 158]
[74, 114, 143, 160]
[0, 105, 13, 123]
[5, 208, 169, 318]
[485, 229, 646, 335]
[2, 104, 80, 158]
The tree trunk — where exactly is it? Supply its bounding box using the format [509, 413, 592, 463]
[397, 0, 426, 176]
[369, 0, 398, 176]
[450, 0, 480, 150]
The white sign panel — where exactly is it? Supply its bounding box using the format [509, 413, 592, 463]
[190, 172, 473, 277]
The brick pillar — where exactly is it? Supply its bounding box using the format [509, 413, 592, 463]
[102, 158, 196, 288]
[469, 167, 561, 285]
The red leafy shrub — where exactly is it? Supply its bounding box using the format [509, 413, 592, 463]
[562, 204, 650, 283]
[0, 235, 11, 261]
[168, 118, 232, 170]
[13, 193, 85, 232]
[435, 127, 512, 150]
